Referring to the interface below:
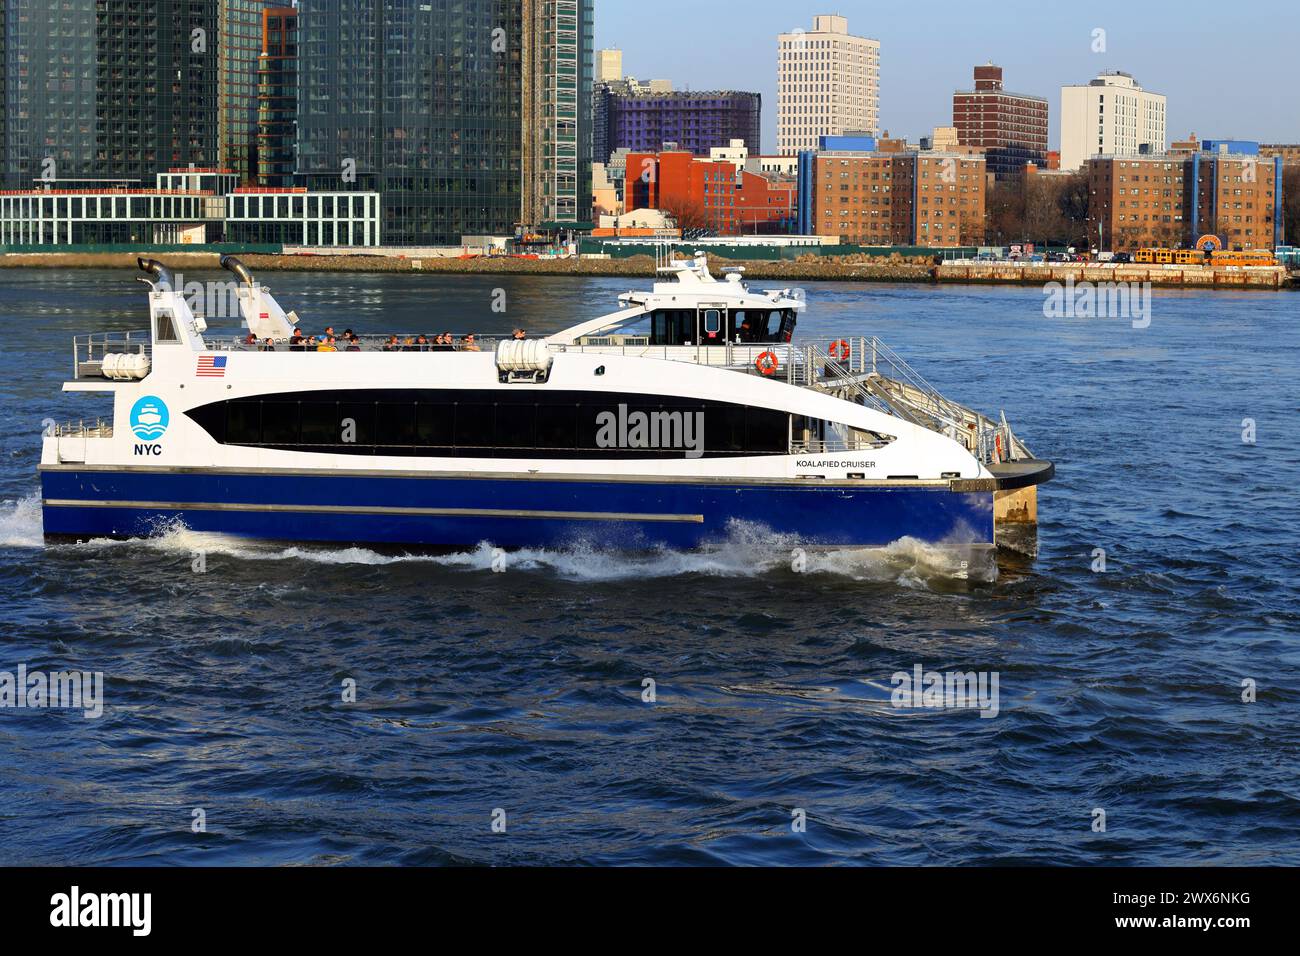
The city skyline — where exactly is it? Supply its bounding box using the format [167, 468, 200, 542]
[595, 0, 1300, 156]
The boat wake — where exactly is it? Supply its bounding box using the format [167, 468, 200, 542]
[0, 495, 44, 549]
[16, 502, 995, 586]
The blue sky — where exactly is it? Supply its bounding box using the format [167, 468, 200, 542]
[595, 0, 1300, 154]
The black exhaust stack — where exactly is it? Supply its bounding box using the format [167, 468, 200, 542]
[136, 257, 174, 290]
[220, 254, 255, 286]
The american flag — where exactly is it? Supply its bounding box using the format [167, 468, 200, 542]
[196, 355, 228, 378]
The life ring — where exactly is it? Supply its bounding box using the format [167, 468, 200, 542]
[829, 339, 851, 361]
[756, 351, 779, 376]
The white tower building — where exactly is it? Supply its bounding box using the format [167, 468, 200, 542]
[1060, 71, 1167, 172]
[777, 14, 880, 155]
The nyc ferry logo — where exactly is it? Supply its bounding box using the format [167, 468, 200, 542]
[129, 396, 169, 455]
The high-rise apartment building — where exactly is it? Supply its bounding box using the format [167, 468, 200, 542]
[952, 64, 1048, 180]
[1060, 71, 1166, 172]
[593, 75, 672, 166]
[595, 48, 622, 83]
[255, 6, 298, 186]
[218, 0, 276, 182]
[296, 0, 526, 245]
[521, 0, 595, 232]
[0, 0, 101, 186]
[777, 14, 879, 155]
[1, 0, 274, 188]
[95, 0, 223, 183]
[601, 89, 760, 160]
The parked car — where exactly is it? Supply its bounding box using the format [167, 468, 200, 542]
[1113, 252, 1133, 264]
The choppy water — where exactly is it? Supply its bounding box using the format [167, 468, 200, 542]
[1, 269, 1297, 865]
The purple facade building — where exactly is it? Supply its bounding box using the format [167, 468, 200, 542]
[602, 90, 762, 159]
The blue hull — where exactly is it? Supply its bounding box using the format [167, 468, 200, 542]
[40, 468, 994, 550]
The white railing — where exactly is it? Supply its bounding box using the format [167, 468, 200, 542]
[49, 418, 113, 438]
[73, 330, 150, 379]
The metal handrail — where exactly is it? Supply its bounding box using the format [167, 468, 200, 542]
[203, 334, 506, 352]
[49, 418, 113, 438]
[73, 330, 151, 379]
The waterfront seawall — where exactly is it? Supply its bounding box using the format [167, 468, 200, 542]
[0, 250, 1292, 289]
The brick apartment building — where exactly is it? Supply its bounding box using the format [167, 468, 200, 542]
[810, 149, 987, 246]
[1087, 150, 1282, 251]
[952, 65, 1048, 180]
[625, 149, 795, 234]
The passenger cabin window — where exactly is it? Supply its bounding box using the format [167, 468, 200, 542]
[154, 310, 179, 343]
[648, 310, 696, 345]
[186, 389, 792, 460]
[643, 308, 797, 345]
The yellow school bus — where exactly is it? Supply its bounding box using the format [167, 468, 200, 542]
[1134, 248, 1156, 263]
[1211, 249, 1276, 267]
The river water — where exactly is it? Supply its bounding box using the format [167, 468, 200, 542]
[0, 269, 1296, 865]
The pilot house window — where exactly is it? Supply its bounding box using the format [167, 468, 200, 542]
[154, 310, 179, 343]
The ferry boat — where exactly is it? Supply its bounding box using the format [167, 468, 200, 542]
[40, 255, 1053, 557]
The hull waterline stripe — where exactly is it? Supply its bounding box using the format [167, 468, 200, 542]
[37, 463, 956, 489]
[42, 498, 705, 524]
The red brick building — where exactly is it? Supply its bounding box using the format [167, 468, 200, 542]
[625, 149, 794, 234]
[811, 149, 986, 246]
[1087, 151, 1281, 251]
[952, 64, 1048, 180]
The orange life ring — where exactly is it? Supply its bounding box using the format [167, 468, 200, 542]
[829, 339, 851, 361]
[756, 351, 779, 376]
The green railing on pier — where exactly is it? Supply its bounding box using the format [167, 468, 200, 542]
[578, 240, 980, 261]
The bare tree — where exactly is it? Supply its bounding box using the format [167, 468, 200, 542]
[659, 195, 712, 235]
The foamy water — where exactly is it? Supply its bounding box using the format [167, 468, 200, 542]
[0, 495, 43, 549]
[5, 492, 993, 587]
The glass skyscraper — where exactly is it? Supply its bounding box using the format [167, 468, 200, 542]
[1, 0, 274, 187]
[94, 0, 219, 182]
[298, 0, 528, 246]
[3, 0, 596, 244]
[1, 1, 101, 186]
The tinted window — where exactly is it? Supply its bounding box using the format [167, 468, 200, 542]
[186, 389, 790, 459]
[227, 400, 261, 444]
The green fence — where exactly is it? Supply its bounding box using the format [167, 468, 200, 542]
[0, 242, 284, 255]
[578, 240, 979, 261]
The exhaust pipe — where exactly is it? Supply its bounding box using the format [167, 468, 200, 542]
[220, 254, 255, 286]
[137, 257, 173, 290]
